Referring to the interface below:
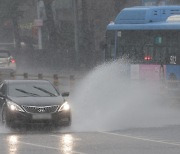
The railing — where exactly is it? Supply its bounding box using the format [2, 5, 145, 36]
[0, 72, 77, 93]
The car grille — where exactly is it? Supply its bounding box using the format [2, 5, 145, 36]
[22, 105, 59, 113]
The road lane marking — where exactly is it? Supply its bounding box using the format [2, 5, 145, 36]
[99, 131, 180, 147]
[17, 141, 86, 154]
[19, 141, 60, 150]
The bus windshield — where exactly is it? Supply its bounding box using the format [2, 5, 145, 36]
[106, 30, 180, 65]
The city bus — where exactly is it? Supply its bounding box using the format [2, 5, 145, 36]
[105, 5, 180, 85]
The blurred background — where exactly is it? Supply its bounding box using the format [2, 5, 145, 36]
[0, 0, 179, 73]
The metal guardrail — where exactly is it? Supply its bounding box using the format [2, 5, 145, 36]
[0, 72, 77, 92]
[0, 72, 179, 99]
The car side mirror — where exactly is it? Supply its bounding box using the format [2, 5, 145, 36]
[61, 92, 69, 97]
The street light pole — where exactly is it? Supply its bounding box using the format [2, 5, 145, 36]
[73, 0, 79, 68]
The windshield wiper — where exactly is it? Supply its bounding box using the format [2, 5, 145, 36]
[33, 86, 56, 96]
[15, 88, 40, 97]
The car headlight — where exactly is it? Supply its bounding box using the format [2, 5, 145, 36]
[7, 100, 24, 112]
[58, 101, 70, 112]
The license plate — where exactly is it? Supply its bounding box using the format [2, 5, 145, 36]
[32, 114, 51, 120]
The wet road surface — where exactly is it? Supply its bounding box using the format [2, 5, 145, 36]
[1, 125, 180, 154]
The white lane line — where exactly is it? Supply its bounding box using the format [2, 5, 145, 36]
[18, 141, 86, 154]
[19, 141, 60, 150]
[98, 131, 180, 147]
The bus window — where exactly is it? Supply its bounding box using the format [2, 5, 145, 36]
[143, 46, 153, 62]
[116, 30, 152, 63]
[153, 47, 167, 64]
[106, 29, 180, 65]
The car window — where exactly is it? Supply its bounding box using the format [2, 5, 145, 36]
[7, 81, 59, 97]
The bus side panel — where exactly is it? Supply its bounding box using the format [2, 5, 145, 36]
[166, 65, 180, 80]
[130, 64, 166, 81]
[139, 64, 162, 81]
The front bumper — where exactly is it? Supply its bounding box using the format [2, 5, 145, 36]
[6, 109, 71, 125]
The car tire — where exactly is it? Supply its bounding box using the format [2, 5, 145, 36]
[62, 118, 71, 127]
[1, 108, 12, 128]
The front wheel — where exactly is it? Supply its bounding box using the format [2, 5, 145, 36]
[61, 117, 71, 127]
[1, 109, 12, 128]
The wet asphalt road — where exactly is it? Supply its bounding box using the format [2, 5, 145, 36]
[1, 125, 180, 154]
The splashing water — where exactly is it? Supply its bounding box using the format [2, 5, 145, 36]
[70, 60, 180, 131]
[0, 60, 179, 133]
[0, 126, 11, 134]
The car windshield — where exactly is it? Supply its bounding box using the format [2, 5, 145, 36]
[7, 81, 59, 97]
[0, 51, 9, 58]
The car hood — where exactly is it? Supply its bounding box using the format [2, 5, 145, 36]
[8, 96, 65, 106]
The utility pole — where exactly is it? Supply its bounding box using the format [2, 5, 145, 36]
[73, 0, 79, 68]
[36, 0, 43, 49]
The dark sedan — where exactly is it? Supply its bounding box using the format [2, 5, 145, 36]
[0, 80, 71, 128]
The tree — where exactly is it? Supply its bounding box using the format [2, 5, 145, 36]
[0, 0, 27, 50]
[170, 0, 180, 4]
[43, 0, 58, 51]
